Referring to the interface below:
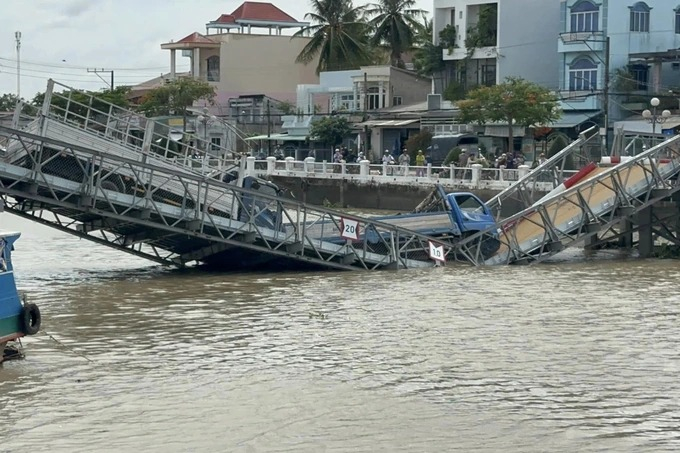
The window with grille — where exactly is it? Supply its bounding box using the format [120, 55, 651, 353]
[207, 56, 220, 82]
[210, 137, 221, 151]
[629, 2, 650, 32]
[570, 1, 599, 32]
[569, 58, 597, 91]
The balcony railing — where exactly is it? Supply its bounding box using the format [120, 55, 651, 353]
[559, 30, 604, 43]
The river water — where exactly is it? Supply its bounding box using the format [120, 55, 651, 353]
[1, 213, 680, 452]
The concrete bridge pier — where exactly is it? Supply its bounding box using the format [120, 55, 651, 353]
[637, 206, 654, 258]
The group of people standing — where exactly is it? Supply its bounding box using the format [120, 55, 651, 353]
[382, 148, 431, 177]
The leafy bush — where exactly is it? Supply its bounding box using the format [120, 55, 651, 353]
[443, 147, 462, 166]
[405, 130, 433, 157]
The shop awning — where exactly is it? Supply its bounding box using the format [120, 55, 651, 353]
[612, 119, 680, 135]
[545, 111, 601, 128]
[355, 119, 420, 128]
[245, 133, 308, 141]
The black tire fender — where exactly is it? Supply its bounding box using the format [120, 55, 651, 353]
[21, 303, 41, 336]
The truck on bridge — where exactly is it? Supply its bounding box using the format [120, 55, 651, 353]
[315, 185, 502, 260]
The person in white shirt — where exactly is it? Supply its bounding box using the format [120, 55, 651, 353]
[382, 150, 395, 175]
[398, 149, 410, 175]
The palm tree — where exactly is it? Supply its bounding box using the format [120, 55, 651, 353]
[293, 0, 372, 74]
[366, 0, 427, 68]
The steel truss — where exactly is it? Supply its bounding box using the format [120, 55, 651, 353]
[0, 125, 450, 271]
[453, 134, 680, 265]
[486, 126, 602, 217]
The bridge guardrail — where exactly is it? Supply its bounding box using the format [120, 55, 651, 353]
[238, 156, 579, 191]
[0, 125, 455, 270]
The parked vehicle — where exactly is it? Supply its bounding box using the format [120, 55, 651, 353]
[427, 134, 479, 166]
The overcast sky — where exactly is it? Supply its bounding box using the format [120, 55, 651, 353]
[0, 0, 431, 100]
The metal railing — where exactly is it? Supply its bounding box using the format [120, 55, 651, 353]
[41, 79, 242, 181]
[0, 125, 451, 270]
[453, 133, 680, 265]
[241, 156, 582, 191]
[485, 126, 602, 218]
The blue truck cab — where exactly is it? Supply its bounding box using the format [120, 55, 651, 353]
[358, 185, 499, 256]
[444, 191, 497, 237]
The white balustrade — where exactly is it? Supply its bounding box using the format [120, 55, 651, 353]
[245, 156, 256, 176]
[304, 157, 315, 173]
[285, 156, 295, 171]
[360, 159, 370, 176]
[241, 157, 557, 191]
[471, 164, 482, 187]
[266, 156, 276, 175]
[518, 165, 530, 179]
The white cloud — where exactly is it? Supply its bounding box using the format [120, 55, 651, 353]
[0, 0, 430, 100]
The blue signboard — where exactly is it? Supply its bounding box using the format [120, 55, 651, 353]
[662, 128, 675, 136]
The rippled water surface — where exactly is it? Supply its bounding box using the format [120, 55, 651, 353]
[2, 214, 680, 452]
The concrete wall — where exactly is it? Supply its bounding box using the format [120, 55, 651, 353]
[496, 0, 559, 87]
[269, 176, 542, 218]
[209, 34, 320, 104]
[433, 0, 560, 88]
[389, 68, 432, 106]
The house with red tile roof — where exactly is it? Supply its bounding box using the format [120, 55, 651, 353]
[158, 2, 318, 107]
[206, 1, 308, 36]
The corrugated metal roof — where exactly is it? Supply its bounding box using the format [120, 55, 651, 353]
[613, 119, 680, 134]
[356, 119, 419, 127]
[245, 133, 308, 141]
[547, 111, 600, 128]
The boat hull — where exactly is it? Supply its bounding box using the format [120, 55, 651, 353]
[0, 232, 40, 363]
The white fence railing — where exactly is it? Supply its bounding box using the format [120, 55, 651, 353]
[241, 156, 574, 191]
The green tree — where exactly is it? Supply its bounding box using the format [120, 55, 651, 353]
[366, 0, 427, 68]
[30, 86, 131, 121]
[309, 116, 352, 148]
[438, 24, 457, 52]
[0, 93, 20, 112]
[0, 93, 37, 115]
[458, 77, 561, 153]
[464, 4, 497, 58]
[443, 81, 465, 101]
[404, 129, 432, 157]
[293, 0, 372, 74]
[611, 66, 638, 101]
[277, 100, 296, 115]
[138, 78, 215, 129]
[413, 23, 457, 92]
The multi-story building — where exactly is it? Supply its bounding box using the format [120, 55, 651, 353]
[296, 66, 431, 115]
[159, 2, 320, 105]
[559, 0, 680, 133]
[432, 0, 560, 92]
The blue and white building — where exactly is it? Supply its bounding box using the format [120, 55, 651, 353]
[432, 0, 560, 91]
[559, 0, 680, 131]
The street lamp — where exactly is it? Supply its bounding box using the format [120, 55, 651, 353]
[197, 107, 217, 153]
[642, 97, 671, 135]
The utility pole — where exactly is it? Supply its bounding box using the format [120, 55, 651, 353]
[363, 72, 368, 113]
[15, 31, 21, 99]
[266, 99, 272, 155]
[603, 36, 610, 155]
[87, 68, 114, 90]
